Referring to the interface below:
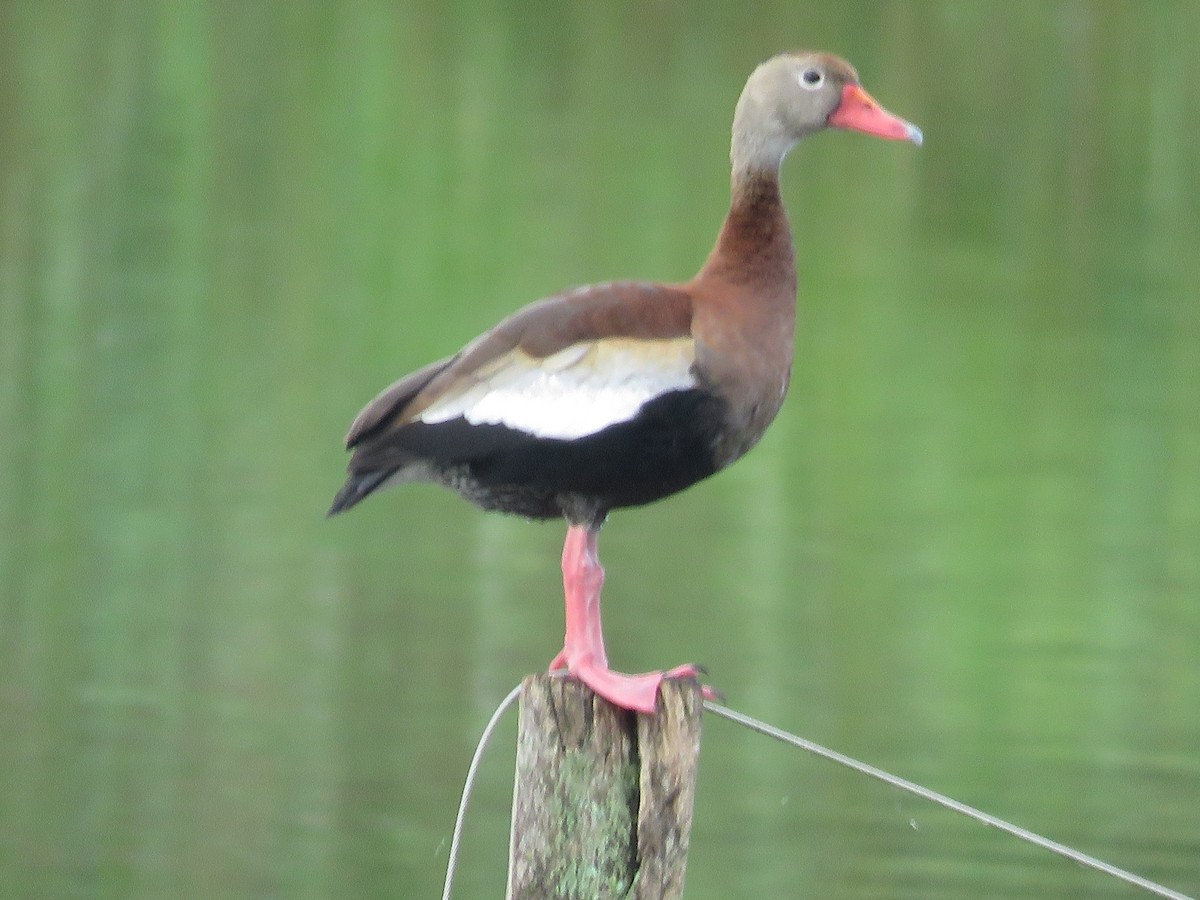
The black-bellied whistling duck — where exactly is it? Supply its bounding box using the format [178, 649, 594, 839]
[330, 51, 921, 713]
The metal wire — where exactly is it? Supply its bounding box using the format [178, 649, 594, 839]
[440, 685, 1195, 900]
[441, 683, 522, 900]
[703, 699, 1194, 900]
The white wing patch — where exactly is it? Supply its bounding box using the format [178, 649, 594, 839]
[417, 338, 696, 440]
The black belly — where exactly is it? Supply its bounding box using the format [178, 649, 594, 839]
[399, 388, 730, 521]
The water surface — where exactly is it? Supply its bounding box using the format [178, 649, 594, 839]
[2, 2, 1198, 898]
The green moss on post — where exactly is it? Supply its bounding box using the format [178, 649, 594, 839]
[506, 673, 703, 899]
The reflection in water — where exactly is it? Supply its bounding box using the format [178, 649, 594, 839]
[1, 2, 1198, 898]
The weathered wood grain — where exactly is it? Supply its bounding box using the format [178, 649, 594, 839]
[506, 674, 703, 900]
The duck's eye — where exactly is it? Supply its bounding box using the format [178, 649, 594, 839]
[799, 68, 823, 90]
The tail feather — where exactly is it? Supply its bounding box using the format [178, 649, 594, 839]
[327, 468, 398, 517]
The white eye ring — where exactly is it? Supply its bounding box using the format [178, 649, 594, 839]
[798, 68, 824, 90]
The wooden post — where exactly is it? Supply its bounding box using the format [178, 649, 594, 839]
[506, 673, 703, 900]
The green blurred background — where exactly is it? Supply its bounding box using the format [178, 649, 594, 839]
[2, 1, 1198, 897]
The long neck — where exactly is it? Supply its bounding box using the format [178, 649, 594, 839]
[698, 168, 796, 292]
[698, 83, 797, 290]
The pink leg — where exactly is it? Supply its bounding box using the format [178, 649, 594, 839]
[547, 523, 710, 714]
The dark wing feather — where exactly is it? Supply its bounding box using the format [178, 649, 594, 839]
[331, 281, 696, 515]
[329, 356, 456, 516]
[344, 355, 457, 447]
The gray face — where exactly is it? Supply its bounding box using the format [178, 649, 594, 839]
[731, 52, 859, 174]
[762, 52, 857, 141]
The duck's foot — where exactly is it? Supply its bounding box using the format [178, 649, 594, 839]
[552, 523, 719, 713]
[547, 656, 716, 714]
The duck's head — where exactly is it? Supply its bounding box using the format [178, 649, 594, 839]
[732, 51, 922, 177]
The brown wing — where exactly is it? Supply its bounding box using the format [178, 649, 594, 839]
[348, 281, 695, 443]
